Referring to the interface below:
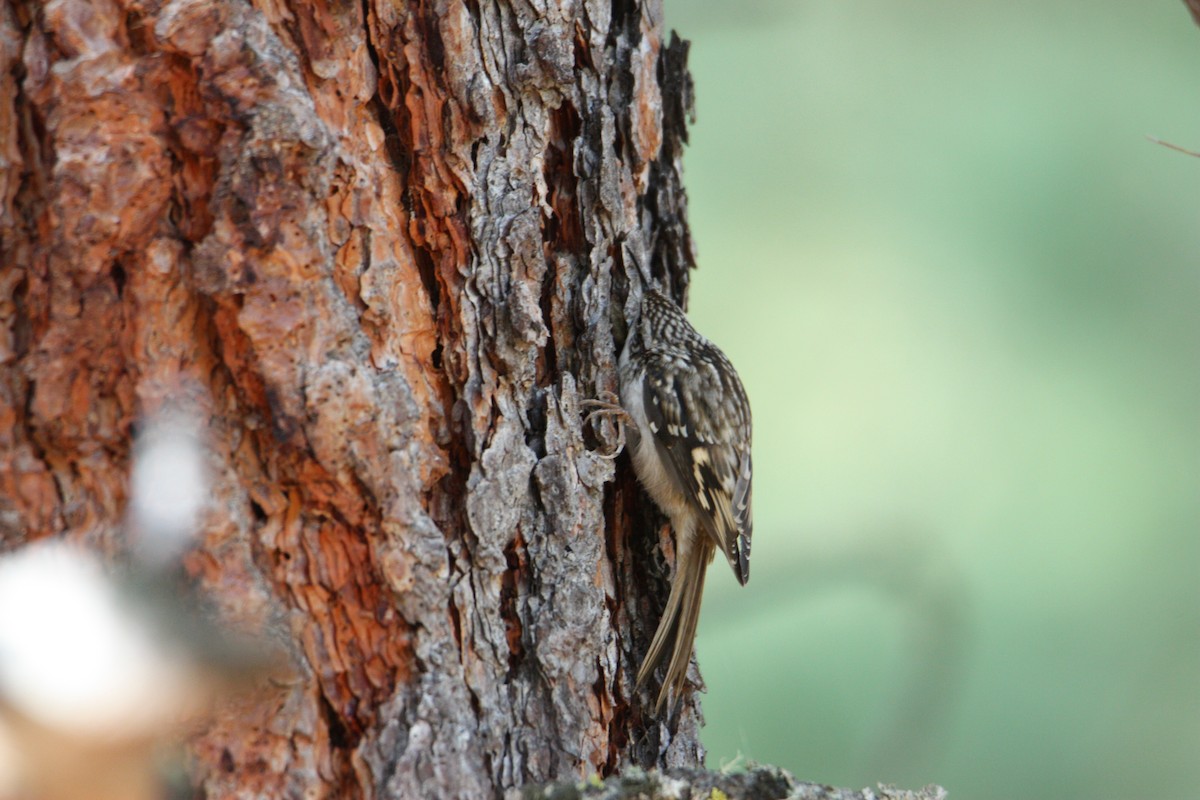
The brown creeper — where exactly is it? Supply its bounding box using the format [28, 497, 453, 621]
[620, 288, 753, 712]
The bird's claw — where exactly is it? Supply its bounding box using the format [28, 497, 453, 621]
[581, 392, 630, 458]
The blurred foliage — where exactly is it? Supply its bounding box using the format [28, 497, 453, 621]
[667, 2, 1200, 799]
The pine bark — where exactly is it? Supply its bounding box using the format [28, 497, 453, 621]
[1, 0, 701, 796]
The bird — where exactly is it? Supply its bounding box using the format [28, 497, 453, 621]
[607, 286, 753, 713]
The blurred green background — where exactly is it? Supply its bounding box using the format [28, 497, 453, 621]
[672, 2, 1200, 798]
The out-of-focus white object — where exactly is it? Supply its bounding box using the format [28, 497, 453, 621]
[0, 539, 224, 800]
[128, 411, 209, 569]
[0, 542, 210, 738]
[0, 407, 233, 800]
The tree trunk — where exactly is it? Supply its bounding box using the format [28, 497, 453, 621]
[1, 0, 701, 796]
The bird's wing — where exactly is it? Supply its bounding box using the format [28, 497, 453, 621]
[641, 344, 752, 584]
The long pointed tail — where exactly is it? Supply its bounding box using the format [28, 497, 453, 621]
[636, 537, 713, 712]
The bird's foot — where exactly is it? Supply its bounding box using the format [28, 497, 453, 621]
[581, 392, 630, 459]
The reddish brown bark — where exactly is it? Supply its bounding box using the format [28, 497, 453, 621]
[1, 0, 699, 795]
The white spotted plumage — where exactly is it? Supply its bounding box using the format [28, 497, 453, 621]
[618, 288, 753, 712]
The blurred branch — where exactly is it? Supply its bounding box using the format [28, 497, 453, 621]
[518, 765, 946, 800]
[1185, 0, 1200, 27]
[732, 529, 968, 776]
[1146, 135, 1200, 158]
